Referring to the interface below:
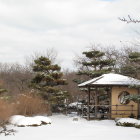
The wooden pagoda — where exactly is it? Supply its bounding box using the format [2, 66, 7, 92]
[78, 73, 140, 120]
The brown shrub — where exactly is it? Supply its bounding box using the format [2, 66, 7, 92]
[0, 99, 15, 122]
[15, 93, 49, 116]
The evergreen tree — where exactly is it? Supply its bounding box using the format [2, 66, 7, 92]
[31, 56, 69, 110]
[74, 49, 115, 113]
[120, 52, 140, 79]
[120, 52, 140, 105]
[77, 49, 115, 81]
[125, 94, 140, 103]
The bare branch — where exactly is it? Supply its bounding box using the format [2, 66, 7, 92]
[119, 15, 140, 23]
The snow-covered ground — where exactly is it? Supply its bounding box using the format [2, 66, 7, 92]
[1, 114, 140, 140]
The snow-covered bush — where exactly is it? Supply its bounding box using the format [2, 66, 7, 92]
[116, 118, 138, 127]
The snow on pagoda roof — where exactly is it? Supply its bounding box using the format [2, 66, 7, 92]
[78, 73, 140, 87]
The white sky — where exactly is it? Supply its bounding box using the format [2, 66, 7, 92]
[0, 0, 140, 70]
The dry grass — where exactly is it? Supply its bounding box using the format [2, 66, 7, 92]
[0, 99, 15, 122]
[0, 93, 49, 126]
[15, 93, 49, 116]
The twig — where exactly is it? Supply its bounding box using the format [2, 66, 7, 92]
[0, 121, 17, 136]
[119, 15, 140, 23]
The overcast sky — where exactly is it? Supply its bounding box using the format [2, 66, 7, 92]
[0, 0, 140, 70]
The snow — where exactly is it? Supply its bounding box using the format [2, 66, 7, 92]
[136, 121, 140, 125]
[116, 118, 140, 128]
[68, 102, 82, 109]
[116, 118, 138, 124]
[33, 116, 52, 124]
[9, 115, 51, 127]
[78, 73, 140, 87]
[9, 115, 25, 125]
[1, 114, 140, 140]
[78, 76, 103, 87]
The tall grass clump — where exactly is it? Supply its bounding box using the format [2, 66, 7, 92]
[15, 93, 49, 116]
[0, 99, 15, 123]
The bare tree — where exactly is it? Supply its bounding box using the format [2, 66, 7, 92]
[0, 63, 32, 94]
[62, 70, 86, 102]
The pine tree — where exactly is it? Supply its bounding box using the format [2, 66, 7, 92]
[77, 49, 115, 79]
[120, 52, 140, 79]
[31, 56, 69, 110]
[74, 49, 115, 113]
[120, 52, 140, 105]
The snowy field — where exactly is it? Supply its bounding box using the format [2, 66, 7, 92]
[1, 114, 140, 140]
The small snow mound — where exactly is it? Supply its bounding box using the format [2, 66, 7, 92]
[117, 118, 138, 124]
[16, 117, 41, 127]
[9, 115, 25, 125]
[9, 115, 51, 127]
[116, 118, 138, 127]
